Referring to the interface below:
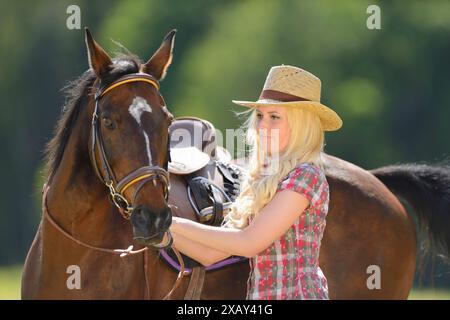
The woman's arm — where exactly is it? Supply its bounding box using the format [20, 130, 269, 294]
[170, 189, 310, 258]
[169, 232, 231, 267]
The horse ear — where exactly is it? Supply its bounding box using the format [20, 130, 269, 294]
[84, 27, 112, 78]
[142, 29, 177, 80]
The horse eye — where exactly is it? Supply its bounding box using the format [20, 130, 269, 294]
[102, 117, 115, 130]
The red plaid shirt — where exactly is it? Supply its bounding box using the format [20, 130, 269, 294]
[246, 162, 329, 300]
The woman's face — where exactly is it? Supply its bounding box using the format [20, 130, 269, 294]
[255, 106, 290, 156]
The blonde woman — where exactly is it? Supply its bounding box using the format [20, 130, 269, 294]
[169, 65, 343, 300]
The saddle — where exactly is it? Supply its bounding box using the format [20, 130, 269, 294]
[168, 116, 244, 226]
[163, 117, 248, 297]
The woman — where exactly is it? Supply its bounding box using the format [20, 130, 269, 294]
[169, 65, 343, 300]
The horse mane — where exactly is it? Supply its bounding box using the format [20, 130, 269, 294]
[44, 53, 142, 183]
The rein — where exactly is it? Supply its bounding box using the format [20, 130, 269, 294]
[43, 73, 188, 300]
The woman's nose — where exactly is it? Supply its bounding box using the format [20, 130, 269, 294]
[258, 118, 268, 131]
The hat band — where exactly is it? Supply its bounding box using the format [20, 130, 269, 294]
[259, 89, 312, 102]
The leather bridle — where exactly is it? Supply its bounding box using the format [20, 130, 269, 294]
[91, 73, 171, 220]
[42, 72, 189, 299]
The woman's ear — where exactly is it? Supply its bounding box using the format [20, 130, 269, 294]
[84, 27, 113, 79]
[142, 29, 176, 81]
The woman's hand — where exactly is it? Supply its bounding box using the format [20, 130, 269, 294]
[169, 216, 181, 234]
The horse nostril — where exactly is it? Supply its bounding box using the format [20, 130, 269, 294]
[163, 213, 172, 229]
[131, 206, 172, 237]
[131, 206, 150, 225]
[137, 214, 145, 225]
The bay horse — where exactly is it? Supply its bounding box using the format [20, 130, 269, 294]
[22, 29, 450, 299]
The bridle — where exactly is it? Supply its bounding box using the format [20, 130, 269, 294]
[42, 72, 188, 299]
[91, 72, 171, 220]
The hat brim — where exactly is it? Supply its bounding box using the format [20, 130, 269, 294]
[232, 99, 343, 131]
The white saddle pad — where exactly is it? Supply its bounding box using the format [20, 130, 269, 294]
[168, 147, 210, 175]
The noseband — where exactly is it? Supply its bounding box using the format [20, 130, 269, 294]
[91, 73, 171, 219]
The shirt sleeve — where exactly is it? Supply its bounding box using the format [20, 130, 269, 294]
[277, 164, 324, 207]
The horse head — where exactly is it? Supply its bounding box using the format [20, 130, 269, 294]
[85, 28, 175, 247]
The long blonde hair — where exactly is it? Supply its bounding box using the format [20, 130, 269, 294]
[223, 106, 326, 229]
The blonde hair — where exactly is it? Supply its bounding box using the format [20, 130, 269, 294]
[223, 106, 326, 229]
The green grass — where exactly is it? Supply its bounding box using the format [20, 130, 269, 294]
[0, 264, 22, 300]
[408, 288, 450, 300]
[1, 264, 449, 300]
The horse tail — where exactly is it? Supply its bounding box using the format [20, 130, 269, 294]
[369, 162, 450, 259]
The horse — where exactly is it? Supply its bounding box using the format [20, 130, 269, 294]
[22, 28, 450, 299]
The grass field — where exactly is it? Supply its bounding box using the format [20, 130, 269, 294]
[0, 265, 22, 300]
[2, 264, 450, 300]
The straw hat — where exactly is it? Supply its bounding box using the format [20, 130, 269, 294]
[232, 65, 343, 131]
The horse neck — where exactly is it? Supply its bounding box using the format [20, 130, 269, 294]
[45, 99, 132, 246]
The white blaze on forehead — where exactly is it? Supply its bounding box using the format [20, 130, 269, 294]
[128, 96, 153, 125]
[128, 96, 153, 164]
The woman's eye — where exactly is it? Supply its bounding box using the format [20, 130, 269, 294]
[102, 117, 115, 129]
[256, 113, 263, 119]
[271, 115, 280, 120]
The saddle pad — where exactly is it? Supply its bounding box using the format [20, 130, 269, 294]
[168, 146, 210, 175]
[159, 248, 247, 274]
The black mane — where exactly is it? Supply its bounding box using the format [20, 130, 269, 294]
[44, 54, 141, 182]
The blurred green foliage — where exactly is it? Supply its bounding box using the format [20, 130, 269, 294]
[0, 1, 449, 288]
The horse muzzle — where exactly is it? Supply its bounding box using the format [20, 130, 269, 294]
[131, 205, 172, 245]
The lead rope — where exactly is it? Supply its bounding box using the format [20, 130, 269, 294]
[42, 183, 187, 299]
[162, 247, 188, 299]
[42, 184, 147, 256]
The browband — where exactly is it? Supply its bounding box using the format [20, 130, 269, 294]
[96, 73, 160, 100]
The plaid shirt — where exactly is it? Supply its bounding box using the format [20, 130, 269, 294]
[246, 162, 329, 300]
